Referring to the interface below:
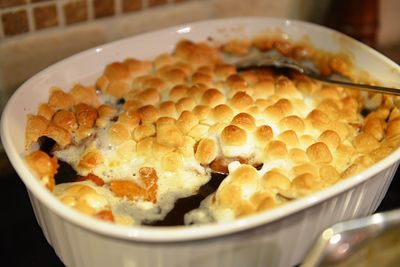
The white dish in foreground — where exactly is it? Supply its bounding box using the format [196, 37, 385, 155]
[2, 17, 400, 267]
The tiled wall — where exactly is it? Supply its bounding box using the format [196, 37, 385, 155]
[0, 0, 189, 38]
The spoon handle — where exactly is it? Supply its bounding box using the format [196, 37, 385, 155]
[234, 54, 400, 96]
[307, 74, 400, 96]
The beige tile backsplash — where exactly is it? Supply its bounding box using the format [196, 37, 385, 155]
[0, 0, 399, 120]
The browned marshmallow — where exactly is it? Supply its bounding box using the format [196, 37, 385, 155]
[70, 84, 100, 107]
[231, 112, 256, 132]
[352, 132, 380, 153]
[176, 97, 196, 113]
[221, 125, 247, 146]
[318, 130, 341, 152]
[169, 85, 189, 102]
[231, 92, 254, 110]
[195, 138, 218, 165]
[279, 115, 305, 133]
[212, 104, 234, 123]
[96, 104, 118, 128]
[215, 64, 236, 80]
[38, 103, 55, 120]
[156, 122, 184, 148]
[201, 88, 226, 107]
[48, 88, 74, 110]
[52, 110, 77, 133]
[26, 151, 58, 191]
[177, 111, 199, 134]
[265, 140, 288, 158]
[254, 125, 273, 146]
[262, 170, 290, 192]
[306, 142, 333, 163]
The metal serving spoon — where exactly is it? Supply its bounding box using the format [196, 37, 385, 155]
[233, 53, 400, 96]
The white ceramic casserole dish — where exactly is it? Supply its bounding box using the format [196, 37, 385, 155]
[2, 17, 400, 267]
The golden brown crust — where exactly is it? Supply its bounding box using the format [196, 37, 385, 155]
[74, 103, 98, 129]
[25, 151, 58, 191]
[96, 75, 109, 92]
[306, 142, 333, 163]
[195, 138, 218, 165]
[118, 109, 140, 130]
[254, 125, 273, 146]
[275, 76, 301, 98]
[319, 165, 340, 184]
[222, 39, 251, 56]
[352, 132, 380, 153]
[201, 88, 225, 107]
[138, 105, 158, 124]
[278, 130, 299, 147]
[108, 122, 131, 145]
[160, 67, 187, 85]
[221, 125, 247, 146]
[293, 162, 318, 177]
[161, 151, 183, 172]
[215, 64, 236, 80]
[25, 115, 50, 148]
[318, 130, 341, 151]
[133, 124, 156, 142]
[177, 111, 198, 134]
[386, 118, 400, 137]
[192, 105, 211, 121]
[136, 88, 160, 106]
[226, 74, 248, 95]
[158, 101, 178, 118]
[96, 104, 118, 128]
[253, 79, 275, 99]
[176, 97, 196, 114]
[230, 92, 253, 110]
[38, 103, 55, 120]
[124, 58, 152, 77]
[58, 184, 109, 216]
[48, 88, 74, 110]
[192, 72, 213, 87]
[290, 173, 321, 196]
[25, 37, 400, 224]
[212, 104, 234, 123]
[289, 148, 308, 163]
[70, 84, 100, 107]
[169, 85, 189, 101]
[105, 62, 130, 81]
[262, 170, 290, 192]
[279, 115, 305, 133]
[307, 109, 330, 131]
[264, 98, 293, 121]
[52, 110, 77, 133]
[230, 112, 256, 132]
[265, 140, 288, 158]
[45, 123, 72, 148]
[156, 122, 184, 148]
[363, 117, 385, 141]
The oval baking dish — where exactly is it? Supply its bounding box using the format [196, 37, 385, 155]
[2, 17, 400, 267]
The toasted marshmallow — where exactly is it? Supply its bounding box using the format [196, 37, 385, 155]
[26, 37, 400, 226]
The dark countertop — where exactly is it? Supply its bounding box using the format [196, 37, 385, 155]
[1, 153, 399, 267]
[2, 155, 63, 267]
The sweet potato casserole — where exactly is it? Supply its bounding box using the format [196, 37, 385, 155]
[24, 37, 400, 226]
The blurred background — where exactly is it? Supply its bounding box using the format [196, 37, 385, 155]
[0, 0, 399, 266]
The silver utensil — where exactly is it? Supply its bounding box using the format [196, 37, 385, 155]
[301, 209, 400, 267]
[233, 53, 400, 96]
